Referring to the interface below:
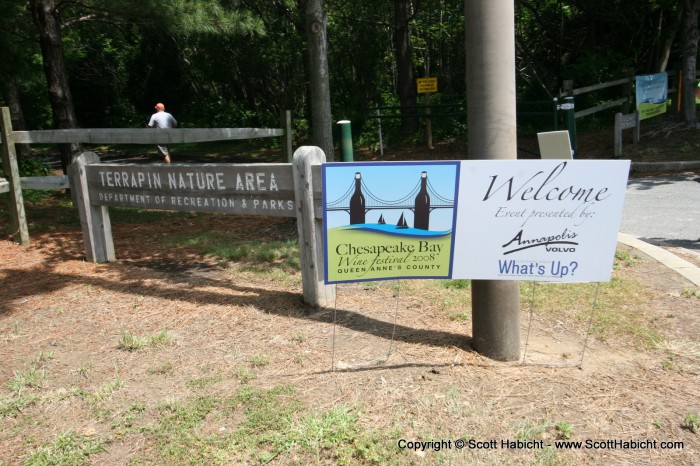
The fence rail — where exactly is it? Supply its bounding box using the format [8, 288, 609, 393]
[1, 108, 293, 247]
[0, 176, 69, 193]
[13, 127, 285, 145]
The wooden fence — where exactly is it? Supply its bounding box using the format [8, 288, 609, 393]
[1, 108, 292, 244]
[559, 69, 689, 154]
[2, 109, 336, 307]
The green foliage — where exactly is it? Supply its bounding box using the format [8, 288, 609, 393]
[18, 156, 52, 177]
[24, 431, 104, 466]
[0, 156, 51, 179]
[117, 331, 144, 352]
[127, 384, 398, 464]
[4, 0, 689, 148]
[0, 352, 53, 419]
[117, 329, 174, 352]
[441, 279, 471, 289]
[680, 288, 700, 299]
[682, 412, 699, 433]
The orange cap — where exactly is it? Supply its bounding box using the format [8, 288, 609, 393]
[155, 103, 165, 110]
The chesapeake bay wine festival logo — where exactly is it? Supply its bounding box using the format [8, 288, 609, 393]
[324, 160, 630, 284]
[322, 162, 460, 284]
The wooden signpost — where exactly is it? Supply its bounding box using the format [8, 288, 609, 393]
[614, 110, 640, 157]
[0, 107, 29, 245]
[417, 77, 438, 149]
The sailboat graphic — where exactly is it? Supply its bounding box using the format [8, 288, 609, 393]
[396, 212, 408, 229]
[378, 214, 386, 224]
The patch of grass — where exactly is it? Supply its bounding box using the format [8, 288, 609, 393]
[553, 421, 574, 440]
[9, 364, 46, 393]
[167, 232, 300, 271]
[148, 329, 174, 347]
[682, 413, 699, 433]
[249, 354, 270, 368]
[114, 403, 149, 433]
[145, 396, 232, 464]
[34, 351, 54, 364]
[12, 318, 21, 335]
[117, 331, 144, 352]
[520, 277, 659, 347]
[680, 288, 700, 299]
[69, 379, 124, 420]
[186, 373, 224, 390]
[293, 354, 307, 365]
[24, 430, 104, 466]
[662, 339, 700, 360]
[427, 279, 471, 315]
[0, 353, 52, 418]
[235, 367, 254, 384]
[614, 249, 639, 268]
[72, 363, 93, 379]
[108, 206, 186, 225]
[441, 279, 471, 289]
[290, 405, 395, 464]
[0, 393, 38, 419]
[75, 379, 124, 416]
[449, 311, 470, 322]
[515, 419, 574, 441]
[117, 329, 174, 352]
[148, 361, 175, 375]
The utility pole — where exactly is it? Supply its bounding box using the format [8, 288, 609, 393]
[464, 0, 520, 360]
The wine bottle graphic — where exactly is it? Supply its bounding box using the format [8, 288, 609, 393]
[349, 172, 366, 224]
[413, 171, 430, 230]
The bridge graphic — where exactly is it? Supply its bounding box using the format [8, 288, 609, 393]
[326, 171, 455, 215]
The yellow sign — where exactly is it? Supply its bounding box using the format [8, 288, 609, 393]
[417, 77, 438, 94]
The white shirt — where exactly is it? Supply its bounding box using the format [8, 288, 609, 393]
[148, 111, 177, 129]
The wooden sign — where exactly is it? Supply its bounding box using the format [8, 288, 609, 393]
[86, 163, 297, 217]
[417, 77, 438, 94]
[69, 148, 335, 307]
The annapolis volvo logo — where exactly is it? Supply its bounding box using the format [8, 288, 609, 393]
[501, 228, 579, 255]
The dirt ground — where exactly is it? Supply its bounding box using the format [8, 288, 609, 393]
[1, 122, 700, 464]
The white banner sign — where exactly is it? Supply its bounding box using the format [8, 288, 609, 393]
[451, 160, 630, 282]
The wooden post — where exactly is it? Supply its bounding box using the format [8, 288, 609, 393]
[281, 110, 293, 162]
[0, 107, 29, 245]
[614, 112, 622, 158]
[425, 92, 433, 149]
[560, 80, 576, 156]
[68, 151, 115, 262]
[614, 110, 640, 158]
[376, 108, 384, 156]
[292, 146, 335, 308]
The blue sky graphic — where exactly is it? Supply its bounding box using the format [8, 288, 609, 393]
[323, 162, 459, 230]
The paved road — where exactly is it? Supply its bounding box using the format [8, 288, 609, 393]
[621, 172, 700, 250]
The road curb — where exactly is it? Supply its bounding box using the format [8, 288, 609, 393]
[631, 161, 700, 173]
[617, 233, 700, 286]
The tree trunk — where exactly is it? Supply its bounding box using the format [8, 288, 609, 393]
[1, 76, 32, 161]
[394, 0, 418, 134]
[681, 0, 700, 124]
[305, 0, 334, 161]
[658, 11, 681, 73]
[29, 0, 80, 173]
